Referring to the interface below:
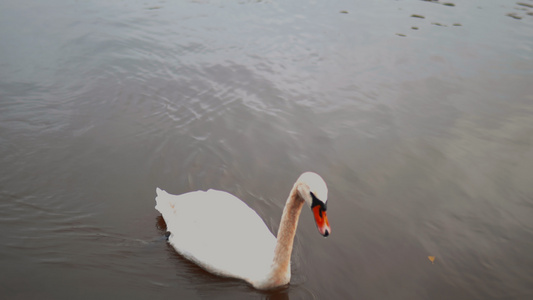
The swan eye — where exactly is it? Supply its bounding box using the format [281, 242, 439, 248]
[310, 192, 327, 211]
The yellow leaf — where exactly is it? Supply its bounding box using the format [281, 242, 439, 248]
[428, 256, 435, 264]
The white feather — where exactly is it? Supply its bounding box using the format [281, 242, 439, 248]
[155, 188, 276, 284]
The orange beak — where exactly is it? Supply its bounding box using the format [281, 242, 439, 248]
[312, 205, 331, 237]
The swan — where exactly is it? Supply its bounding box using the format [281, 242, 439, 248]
[155, 172, 331, 290]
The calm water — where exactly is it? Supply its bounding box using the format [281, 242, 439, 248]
[1, 0, 533, 299]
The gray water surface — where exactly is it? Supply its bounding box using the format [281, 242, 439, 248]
[1, 0, 533, 299]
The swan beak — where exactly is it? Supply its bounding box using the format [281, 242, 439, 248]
[312, 206, 331, 237]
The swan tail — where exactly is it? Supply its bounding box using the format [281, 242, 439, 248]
[154, 188, 175, 217]
[155, 187, 185, 239]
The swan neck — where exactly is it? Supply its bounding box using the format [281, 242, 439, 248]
[266, 183, 305, 287]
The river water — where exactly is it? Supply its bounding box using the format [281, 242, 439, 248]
[1, 0, 532, 299]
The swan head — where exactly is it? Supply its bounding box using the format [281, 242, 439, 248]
[296, 172, 331, 237]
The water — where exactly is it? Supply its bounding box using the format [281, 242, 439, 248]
[1, 0, 532, 299]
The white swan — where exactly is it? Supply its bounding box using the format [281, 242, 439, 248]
[155, 172, 331, 290]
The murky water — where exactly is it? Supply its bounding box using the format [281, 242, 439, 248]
[1, 0, 532, 299]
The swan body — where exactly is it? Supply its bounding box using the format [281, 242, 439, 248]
[155, 172, 330, 290]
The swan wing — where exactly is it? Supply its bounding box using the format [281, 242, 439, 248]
[155, 188, 276, 283]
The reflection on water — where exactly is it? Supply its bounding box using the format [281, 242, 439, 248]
[1, 0, 532, 299]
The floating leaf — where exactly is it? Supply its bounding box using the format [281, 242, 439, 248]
[428, 256, 436, 264]
[507, 13, 522, 20]
[517, 2, 533, 9]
